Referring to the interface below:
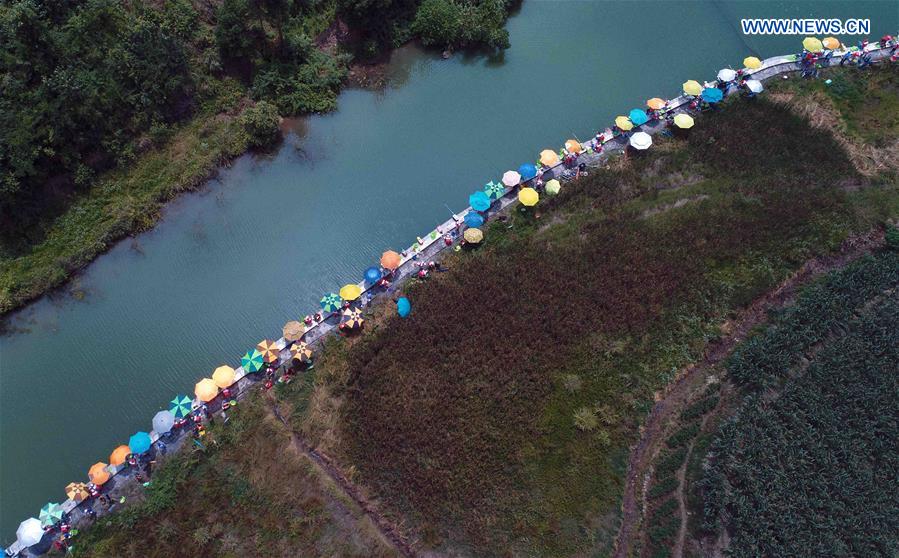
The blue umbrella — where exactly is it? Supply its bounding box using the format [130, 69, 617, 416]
[464, 212, 484, 228]
[397, 297, 411, 318]
[628, 108, 648, 125]
[364, 266, 381, 283]
[701, 87, 724, 103]
[128, 431, 152, 454]
[469, 191, 491, 212]
[518, 163, 537, 181]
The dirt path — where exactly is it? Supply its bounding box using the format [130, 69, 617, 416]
[611, 229, 886, 558]
[265, 397, 419, 558]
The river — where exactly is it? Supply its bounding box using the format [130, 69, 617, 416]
[1, 0, 895, 540]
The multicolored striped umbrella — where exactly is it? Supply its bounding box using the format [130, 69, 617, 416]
[341, 308, 365, 329]
[65, 482, 90, 503]
[256, 339, 280, 363]
[484, 181, 505, 200]
[170, 395, 192, 418]
[320, 293, 342, 312]
[290, 343, 313, 364]
[241, 349, 265, 372]
[39, 503, 64, 527]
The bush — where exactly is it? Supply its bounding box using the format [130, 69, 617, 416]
[655, 447, 688, 478]
[239, 101, 281, 147]
[885, 226, 899, 251]
[411, 0, 511, 50]
[413, 0, 463, 48]
[680, 396, 719, 421]
[648, 476, 678, 499]
[573, 406, 598, 431]
[666, 423, 700, 449]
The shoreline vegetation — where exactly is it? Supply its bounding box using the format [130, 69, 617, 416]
[0, 0, 521, 316]
[69, 64, 898, 556]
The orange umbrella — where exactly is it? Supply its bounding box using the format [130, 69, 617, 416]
[109, 445, 131, 467]
[539, 149, 560, 167]
[256, 339, 280, 363]
[646, 97, 666, 110]
[822, 37, 841, 50]
[564, 139, 582, 154]
[212, 365, 236, 388]
[195, 378, 218, 402]
[88, 462, 110, 486]
[380, 250, 401, 271]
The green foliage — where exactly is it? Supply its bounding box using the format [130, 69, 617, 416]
[239, 101, 282, 147]
[648, 476, 678, 500]
[679, 396, 718, 421]
[655, 447, 687, 478]
[666, 423, 699, 449]
[573, 406, 598, 431]
[412, 0, 511, 50]
[251, 50, 349, 114]
[885, 225, 899, 251]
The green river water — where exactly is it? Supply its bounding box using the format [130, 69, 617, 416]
[1, 0, 896, 540]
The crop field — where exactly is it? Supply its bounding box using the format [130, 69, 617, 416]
[699, 250, 899, 556]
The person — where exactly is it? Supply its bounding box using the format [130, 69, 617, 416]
[222, 387, 232, 399]
[84, 506, 97, 520]
[578, 162, 587, 178]
[221, 408, 229, 423]
[157, 440, 167, 454]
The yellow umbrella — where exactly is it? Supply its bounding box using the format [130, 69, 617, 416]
[463, 228, 483, 244]
[564, 139, 582, 154]
[683, 80, 702, 96]
[743, 56, 762, 69]
[256, 339, 280, 363]
[802, 37, 823, 53]
[212, 365, 236, 388]
[822, 37, 840, 50]
[380, 250, 401, 271]
[339, 283, 362, 301]
[88, 462, 110, 486]
[614, 116, 634, 131]
[65, 482, 90, 503]
[646, 97, 666, 110]
[673, 113, 694, 129]
[109, 445, 131, 466]
[282, 320, 306, 342]
[539, 149, 560, 167]
[290, 343, 313, 364]
[518, 187, 539, 207]
[195, 378, 218, 402]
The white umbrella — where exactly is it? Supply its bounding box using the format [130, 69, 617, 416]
[152, 410, 175, 434]
[746, 79, 764, 94]
[717, 68, 737, 82]
[502, 170, 521, 187]
[629, 132, 653, 150]
[17, 517, 43, 547]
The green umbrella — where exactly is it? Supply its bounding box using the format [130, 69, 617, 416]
[169, 395, 192, 418]
[484, 180, 505, 201]
[320, 293, 342, 313]
[39, 503, 64, 527]
[241, 349, 264, 372]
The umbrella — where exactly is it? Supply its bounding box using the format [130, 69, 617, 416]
[683, 80, 702, 96]
[320, 293, 342, 313]
[241, 349, 264, 372]
[746, 79, 763, 94]
[257, 339, 280, 363]
[743, 56, 762, 69]
[518, 163, 537, 181]
[290, 342, 313, 363]
[629, 132, 653, 150]
[212, 365, 236, 388]
[341, 308, 364, 329]
[822, 37, 840, 50]
[464, 212, 484, 228]
[129, 431, 152, 454]
[380, 250, 401, 271]
[110, 445, 131, 466]
[364, 266, 381, 283]
[501, 170, 521, 187]
[397, 297, 411, 318]
[717, 68, 736, 81]
[628, 109, 648, 126]
[463, 228, 483, 244]
[153, 410, 175, 434]
[545, 179, 561, 195]
[170, 395, 192, 418]
[16, 518, 43, 547]
[195, 378, 219, 402]
[646, 98, 666, 110]
[673, 113, 695, 129]
[283, 320, 306, 342]
[88, 462, 110, 485]
[518, 187, 539, 207]
[339, 284, 362, 302]
[469, 191, 491, 212]
[565, 139, 582, 153]
[802, 37, 823, 53]
[40, 503, 64, 527]
[614, 116, 634, 131]
[539, 149, 560, 167]
[484, 180, 505, 200]
[701, 87, 724, 103]
[65, 482, 89, 503]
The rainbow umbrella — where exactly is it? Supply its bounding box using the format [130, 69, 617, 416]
[646, 98, 666, 110]
[469, 191, 491, 211]
[65, 482, 90, 503]
[339, 284, 362, 302]
[320, 293, 342, 313]
[614, 116, 634, 131]
[673, 113, 695, 129]
[683, 80, 702, 96]
[545, 179, 561, 195]
[628, 109, 648, 126]
[502, 170, 521, 187]
[518, 163, 538, 181]
[802, 37, 823, 53]
[463, 228, 483, 244]
[464, 212, 484, 228]
[484, 180, 505, 200]
[518, 187, 539, 207]
[39, 503, 64, 527]
[169, 395, 192, 418]
[129, 431, 152, 454]
[743, 56, 762, 69]
[701, 87, 724, 103]
[256, 339, 280, 363]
